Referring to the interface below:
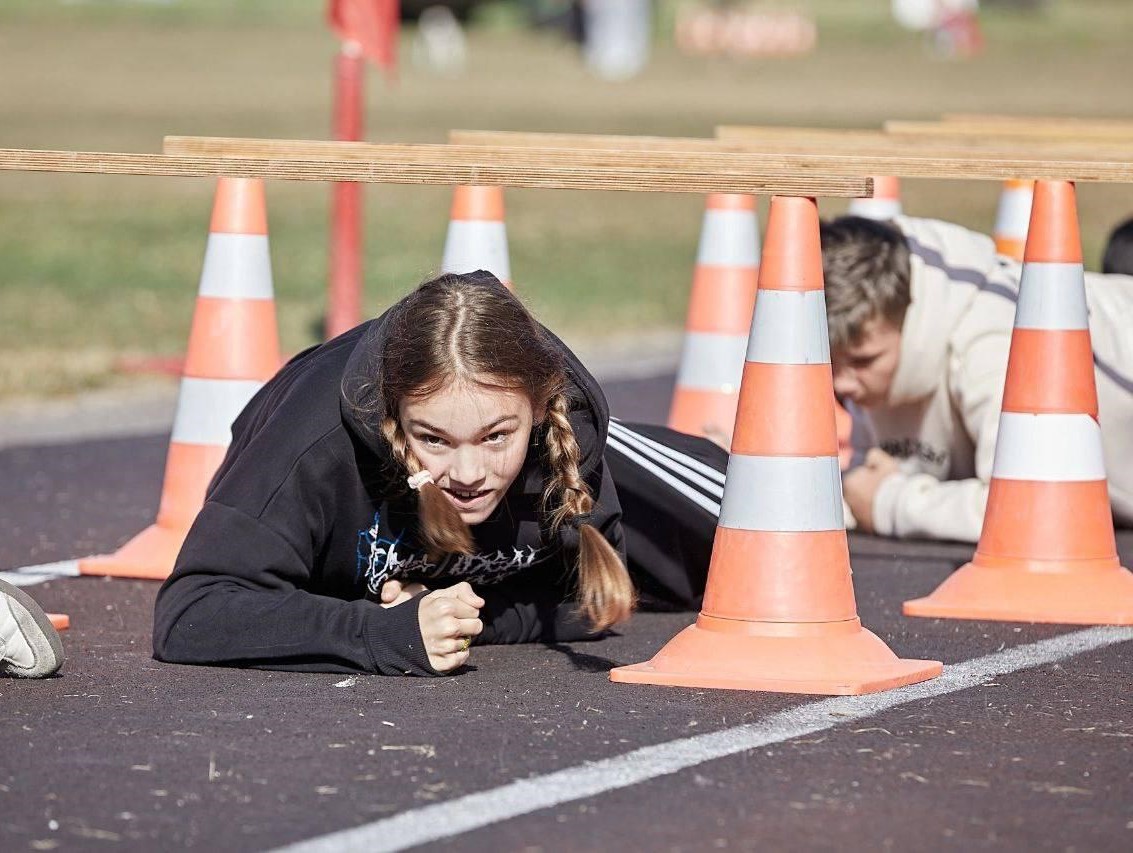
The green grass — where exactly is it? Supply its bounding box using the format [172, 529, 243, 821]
[1, 1, 1131, 397]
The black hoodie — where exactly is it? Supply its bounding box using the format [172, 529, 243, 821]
[152, 276, 624, 676]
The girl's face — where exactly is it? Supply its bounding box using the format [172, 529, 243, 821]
[399, 377, 535, 525]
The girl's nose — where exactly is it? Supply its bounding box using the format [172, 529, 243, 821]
[447, 445, 487, 488]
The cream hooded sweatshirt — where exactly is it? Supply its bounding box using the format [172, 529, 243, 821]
[865, 216, 1133, 543]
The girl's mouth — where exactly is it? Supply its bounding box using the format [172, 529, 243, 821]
[443, 488, 493, 511]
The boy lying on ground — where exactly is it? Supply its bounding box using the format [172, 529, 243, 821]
[822, 215, 1133, 543]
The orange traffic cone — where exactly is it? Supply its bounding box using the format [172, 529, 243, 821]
[905, 180, 1133, 623]
[668, 194, 760, 441]
[992, 179, 1034, 261]
[48, 614, 69, 630]
[80, 178, 281, 580]
[441, 185, 512, 288]
[848, 176, 902, 220]
[611, 196, 942, 694]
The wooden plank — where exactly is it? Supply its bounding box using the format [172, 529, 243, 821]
[449, 130, 726, 152]
[168, 134, 893, 174]
[454, 127, 907, 152]
[886, 119, 1133, 143]
[717, 125, 898, 147]
[452, 127, 923, 153]
[715, 124, 1133, 159]
[451, 127, 1133, 163]
[941, 113, 1133, 129]
[0, 147, 872, 197]
[161, 135, 1133, 183]
[167, 135, 733, 166]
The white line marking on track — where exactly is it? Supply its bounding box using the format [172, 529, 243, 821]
[272, 626, 1133, 853]
[0, 560, 80, 587]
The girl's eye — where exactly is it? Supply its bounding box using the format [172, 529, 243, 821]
[419, 434, 446, 448]
[484, 431, 509, 444]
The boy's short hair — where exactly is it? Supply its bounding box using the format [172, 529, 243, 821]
[1102, 216, 1133, 276]
[819, 216, 912, 350]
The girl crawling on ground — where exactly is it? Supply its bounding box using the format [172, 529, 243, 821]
[153, 271, 726, 675]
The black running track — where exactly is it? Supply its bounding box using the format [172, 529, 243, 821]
[1, 374, 1130, 852]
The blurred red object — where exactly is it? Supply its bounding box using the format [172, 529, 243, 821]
[936, 8, 984, 59]
[327, 0, 400, 78]
[675, 5, 816, 59]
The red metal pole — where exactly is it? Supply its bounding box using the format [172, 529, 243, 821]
[327, 41, 365, 339]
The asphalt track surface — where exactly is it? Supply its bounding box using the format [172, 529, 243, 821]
[2, 373, 1131, 852]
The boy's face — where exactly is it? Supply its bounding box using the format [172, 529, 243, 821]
[399, 376, 535, 525]
[831, 317, 902, 410]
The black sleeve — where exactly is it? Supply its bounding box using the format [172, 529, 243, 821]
[153, 502, 436, 676]
[476, 459, 623, 645]
[604, 422, 724, 611]
[474, 569, 604, 645]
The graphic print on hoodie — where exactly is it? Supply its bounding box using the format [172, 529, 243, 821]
[356, 509, 542, 594]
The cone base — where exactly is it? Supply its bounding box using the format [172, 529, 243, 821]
[609, 618, 942, 695]
[79, 522, 189, 581]
[904, 559, 1133, 624]
[48, 613, 70, 631]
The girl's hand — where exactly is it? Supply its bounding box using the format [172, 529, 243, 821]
[379, 579, 429, 608]
[417, 582, 485, 673]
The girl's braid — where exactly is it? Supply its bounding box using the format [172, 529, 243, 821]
[541, 392, 635, 631]
[380, 416, 421, 477]
[542, 393, 593, 530]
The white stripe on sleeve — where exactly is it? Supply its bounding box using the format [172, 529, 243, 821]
[609, 422, 726, 490]
[605, 435, 722, 517]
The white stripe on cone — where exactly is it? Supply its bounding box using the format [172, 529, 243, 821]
[198, 234, 275, 300]
[674, 332, 748, 391]
[170, 377, 265, 446]
[746, 290, 831, 365]
[848, 198, 902, 220]
[696, 209, 761, 267]
[441, 221, 511, 282]
[719, 455, 845, 531]
[1014, 264, 1089, 330]
[995, 186, 1034, 242]
[991, 413, 1107, 482]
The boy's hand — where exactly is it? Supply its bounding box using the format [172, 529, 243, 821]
[417, 582, 485, 674]
[379, 579, 429, 608]
[842, 448, 900, 534]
